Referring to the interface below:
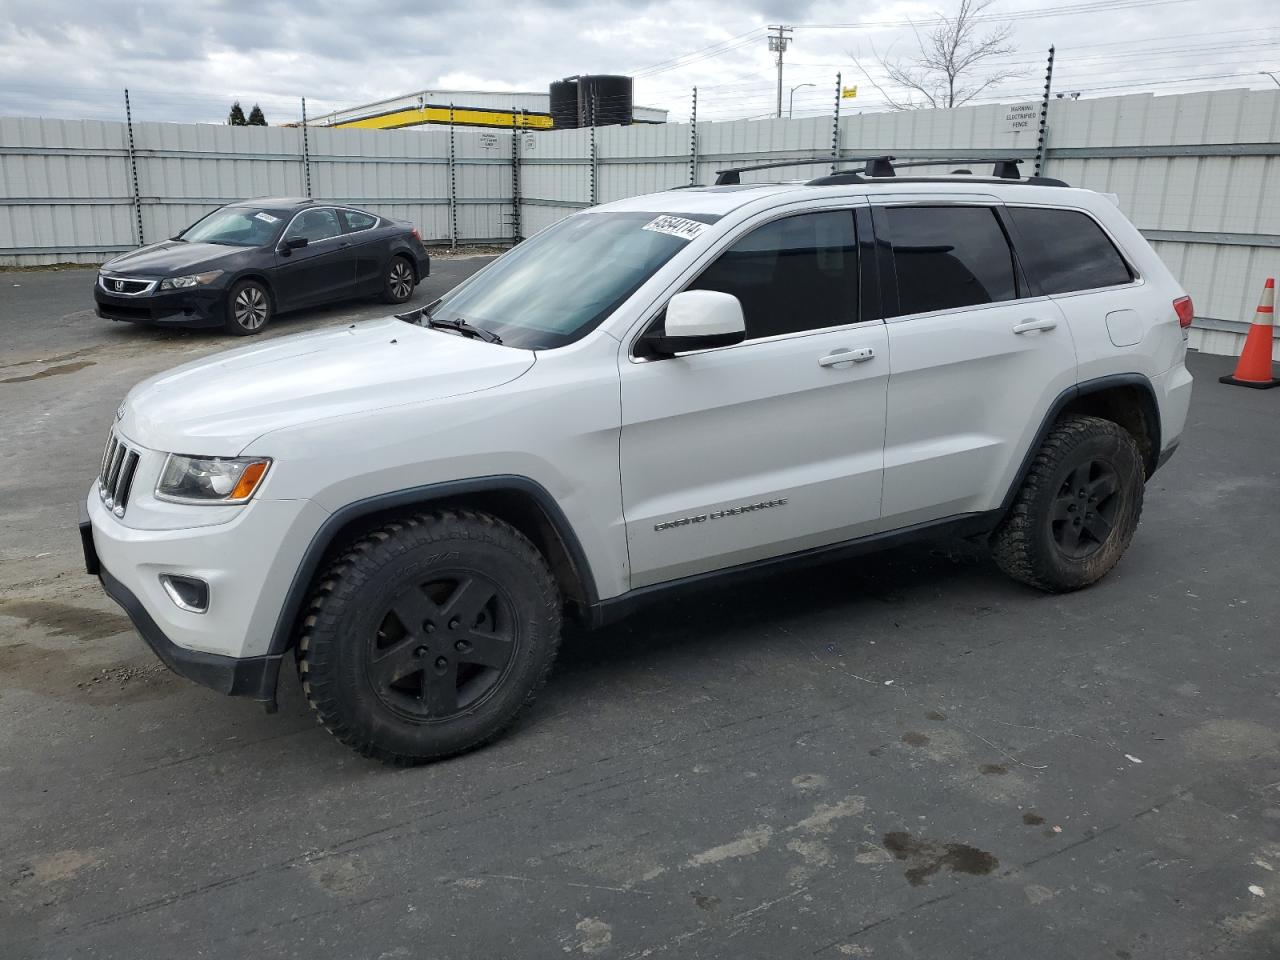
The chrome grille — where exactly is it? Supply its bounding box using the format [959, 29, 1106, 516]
[99, 274, 156, 296]
[98, 432, 141, 517]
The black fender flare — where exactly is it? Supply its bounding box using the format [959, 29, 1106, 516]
[265, 475, 598, 659]
[997, 372, 1162, 517]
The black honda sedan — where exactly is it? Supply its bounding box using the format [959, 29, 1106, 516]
[94, 198, 430, 335]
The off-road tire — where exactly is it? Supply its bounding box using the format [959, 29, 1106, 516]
[991, 415, 1144, 593]
[297, 510, 561, 765]
[381, 255, 415, 304]
[224, 279, 272, 335]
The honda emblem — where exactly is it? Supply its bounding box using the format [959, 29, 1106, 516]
[114, 279, 124, 291]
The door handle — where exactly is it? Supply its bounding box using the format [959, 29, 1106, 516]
[818, 347, 875, 367]
[1012, 318, 1058, 334]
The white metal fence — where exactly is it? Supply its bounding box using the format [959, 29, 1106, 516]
[3, 88, 1278, 357]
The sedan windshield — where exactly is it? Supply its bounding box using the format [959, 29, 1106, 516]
[428, 211, 710, 349]
[181, 207, 284, 246]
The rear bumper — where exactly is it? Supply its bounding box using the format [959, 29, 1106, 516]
[1152, 362, 1193, 474]
[79, 504, 282, 706]
[94, 285, 226, 327]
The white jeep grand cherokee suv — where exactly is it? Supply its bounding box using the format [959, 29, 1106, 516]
[81, 158, 1194, 765]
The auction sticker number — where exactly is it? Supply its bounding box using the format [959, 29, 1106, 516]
[642, 215, 706, 241]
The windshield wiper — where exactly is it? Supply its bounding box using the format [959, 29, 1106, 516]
[396, 303, 502, 344]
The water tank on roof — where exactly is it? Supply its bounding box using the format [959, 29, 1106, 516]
[579, 75, 633, 126]
[550, 79, 579, 129]
[549, 75, 634, 128]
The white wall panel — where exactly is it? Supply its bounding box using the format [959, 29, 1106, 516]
[4, 91, 1279, 357]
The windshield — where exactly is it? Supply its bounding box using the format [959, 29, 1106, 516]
[429, 211, 711, 349]
[181, 207, 284, 246]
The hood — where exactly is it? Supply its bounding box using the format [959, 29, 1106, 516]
[104, 240, 239, 276]
[119, 317, 536, 455]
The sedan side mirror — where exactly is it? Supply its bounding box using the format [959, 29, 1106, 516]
[642, 290, 746, 357]
[277, 236, 308, 255]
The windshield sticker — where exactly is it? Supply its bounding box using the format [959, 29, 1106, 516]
[642, 215, 706, 241]
[254, 212, 280, 223]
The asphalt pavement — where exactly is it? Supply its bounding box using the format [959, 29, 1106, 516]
[2, 266, 1279, 959]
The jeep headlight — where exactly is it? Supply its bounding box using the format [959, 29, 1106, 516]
[156, 454, 271, 504]
[160, 270, 223, 290]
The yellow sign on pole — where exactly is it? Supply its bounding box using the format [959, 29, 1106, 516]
[841, 86, 858, 99]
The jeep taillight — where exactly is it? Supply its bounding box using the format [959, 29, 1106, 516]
[1173, 296, 1194, 328]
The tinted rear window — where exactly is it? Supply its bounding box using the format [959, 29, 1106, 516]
[341, 209, 378, 231]
[885, 206, 1018, 316]
[1008, 207, 1133, 294]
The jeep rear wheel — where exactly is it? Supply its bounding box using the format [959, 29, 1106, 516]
[991, 415, 1144, 592]
[297, 510, 561, 765]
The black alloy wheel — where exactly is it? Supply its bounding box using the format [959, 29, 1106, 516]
[1050, 458, 1122, 560]
[368, 573, 519, 722]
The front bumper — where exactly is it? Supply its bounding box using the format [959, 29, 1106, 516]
[79, 504, 281, 705]
[94, 283, 227, 327]
[80, 488, 328, 707]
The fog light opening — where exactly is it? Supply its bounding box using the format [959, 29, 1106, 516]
[160, 574, 209, 614]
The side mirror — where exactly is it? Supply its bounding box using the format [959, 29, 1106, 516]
[643, 290, 746, 357]
[278, 236, 308, 254]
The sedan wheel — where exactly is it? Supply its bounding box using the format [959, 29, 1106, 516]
[383, 257, 415, 303]
[225, 280, 271, 335]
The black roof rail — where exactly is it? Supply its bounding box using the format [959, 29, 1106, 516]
[881, 157, 1023, 178]
[714, 155, 894, 185]
[712, 155, 1069, 188]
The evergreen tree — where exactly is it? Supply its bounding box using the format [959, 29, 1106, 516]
[227, 101, 248, 126]
[247, 103, 267, 126]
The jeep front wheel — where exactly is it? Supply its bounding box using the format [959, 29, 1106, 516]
[991, 414, 1145, 593]
[297, 510, 561, 765]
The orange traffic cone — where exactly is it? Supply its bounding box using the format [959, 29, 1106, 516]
[1220, 278, 1280, 389]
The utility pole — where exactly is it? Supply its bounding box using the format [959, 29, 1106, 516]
[769, 25, 793, 119]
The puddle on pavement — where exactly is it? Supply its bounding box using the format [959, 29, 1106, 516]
[0, 360, 95, 384]
[883, 830, 999, 886]
[0, 599, 130, 641]
[0, 600, 176, 704]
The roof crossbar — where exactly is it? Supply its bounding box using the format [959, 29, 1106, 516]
[714, 155, 894, 185]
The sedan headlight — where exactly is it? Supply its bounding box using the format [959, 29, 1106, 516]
[156, 454, 271, 504]
[160, 270, 224, 290]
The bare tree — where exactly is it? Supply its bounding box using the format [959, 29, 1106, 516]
[854, 0, 1024, 110]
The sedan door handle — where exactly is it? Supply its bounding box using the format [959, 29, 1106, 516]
[1012, 318, 1058, 334]
[818, 347, 875, 367]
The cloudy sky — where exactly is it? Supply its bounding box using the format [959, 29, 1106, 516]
[0, 0, 1274, 125]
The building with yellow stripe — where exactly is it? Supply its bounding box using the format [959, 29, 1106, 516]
[308, 88, 667, 131]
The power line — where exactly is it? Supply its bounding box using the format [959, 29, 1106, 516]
[631, 27, 768, 78]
